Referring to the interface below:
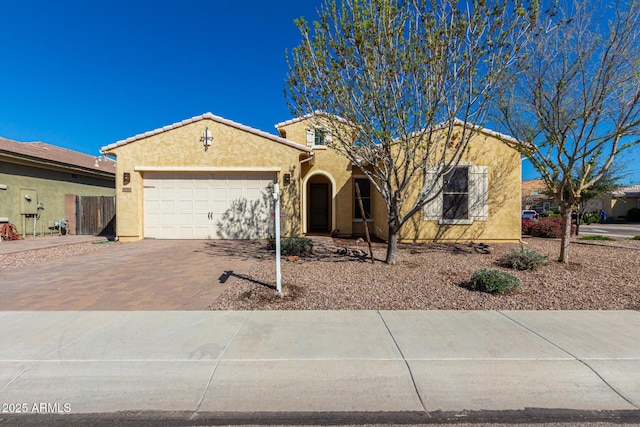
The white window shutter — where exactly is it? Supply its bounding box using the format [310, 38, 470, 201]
[423, 168, 443, 221]
[469, 166, 489, 221]
[306, 128, 315, 146]
[324, 130, 332, 144]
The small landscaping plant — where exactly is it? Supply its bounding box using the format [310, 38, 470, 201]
[470, 269, 520, 294]
[279, 237, 314, 257]
[579, 235, 616, 241]
[267, 236, 314, 256]
[497, 245, 547, 270]
[632, 235, 640, 240]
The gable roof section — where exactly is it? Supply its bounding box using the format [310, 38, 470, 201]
[0, 136, 116, 176]
[102, 112, 312, 154]
[274, 110, 352, 130]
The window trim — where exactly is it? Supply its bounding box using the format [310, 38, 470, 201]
[442, 166, 470, 222]
[307, 127, 331, 149]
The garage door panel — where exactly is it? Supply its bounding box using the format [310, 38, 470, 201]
[211, 200, 227, 213]
[178, 188, 193, 198]
[160, 200, 176, 211]
[193, 200, 208, 211]
[160, 187, 175, 197]
[211, 188, 227, 198]
[179, 200, 194, 211]
[228, 189, 243, 200]
[144, 172, 275, 239]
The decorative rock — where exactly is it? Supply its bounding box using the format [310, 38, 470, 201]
[287, 255, 300, 262]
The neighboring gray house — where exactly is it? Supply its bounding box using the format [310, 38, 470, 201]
[0, 136, 116, 237]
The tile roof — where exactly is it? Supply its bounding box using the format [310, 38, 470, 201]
[274, 110, 351, 129]
[0, 136, 116, 176]
[101, 112, 312, 153]
[613, 184, 640, 197]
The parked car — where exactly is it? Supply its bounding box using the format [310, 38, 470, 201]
[522, 210, 538, 220]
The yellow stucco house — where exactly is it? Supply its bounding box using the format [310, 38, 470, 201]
[101, 112, 521, 243]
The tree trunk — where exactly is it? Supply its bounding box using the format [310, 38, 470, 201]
[385, 229, 398, 264]
[558, 208, 573, 264]
[385, 196, 401, 264]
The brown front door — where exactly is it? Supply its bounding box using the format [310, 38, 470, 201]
[309, 183, 329, 232]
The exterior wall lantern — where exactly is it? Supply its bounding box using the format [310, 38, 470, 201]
[201, 127, 213, 151]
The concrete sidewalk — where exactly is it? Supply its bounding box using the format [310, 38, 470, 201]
[0, 310, 639, 425]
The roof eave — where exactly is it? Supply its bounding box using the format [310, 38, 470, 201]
[102, 112, 312, 154]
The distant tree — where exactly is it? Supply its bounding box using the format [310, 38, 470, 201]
[495, 0, 640, 263]
[286, 0, 538, 264]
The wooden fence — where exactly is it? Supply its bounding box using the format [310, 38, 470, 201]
[76, 196, 116, 236]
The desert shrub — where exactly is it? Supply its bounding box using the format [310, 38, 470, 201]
[470, 269, 520, 294]
[521, 218, 535, 235]
[266, 236, 314, 256]
[497, 247, 547, 270]
[281, 237, 313, 257]
[530, 217, 562, 238]
[579, 235, 615, 241]
[583, 213, 599, 224]
[627, 208, 640, 222]
[632, 235, 640, 240]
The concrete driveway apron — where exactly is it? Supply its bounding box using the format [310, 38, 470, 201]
[0, 239, 264, 310]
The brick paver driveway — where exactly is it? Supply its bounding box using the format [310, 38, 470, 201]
[0, 239, 266, 310]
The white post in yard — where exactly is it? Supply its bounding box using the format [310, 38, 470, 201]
[273, 183, 282, 296]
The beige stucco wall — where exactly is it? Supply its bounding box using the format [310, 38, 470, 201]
[277, 118, 355, 235]
[0, 159, 115, 236]
[279, 118, 521, 243]
[104, 118, 308, 242]
[610, 196, 640, 218]
[392, 128, 521, 243]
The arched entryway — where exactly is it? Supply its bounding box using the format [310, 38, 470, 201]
[303, 172, 335, 234]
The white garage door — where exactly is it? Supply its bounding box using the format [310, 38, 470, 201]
[143, 172, 275, 239]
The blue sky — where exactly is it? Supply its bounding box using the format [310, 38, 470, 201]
[0, 1, 637, 185]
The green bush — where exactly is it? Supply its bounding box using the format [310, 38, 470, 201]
[582, 213, 599, 224]
[579, 235, 615, 241]
[470, 269, 520, 294]
[281, 237, 314, 257]
[632, 235, 640, 240]
[497, 246, 547, 270]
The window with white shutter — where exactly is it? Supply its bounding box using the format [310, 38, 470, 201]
[423, 164, 488, 224]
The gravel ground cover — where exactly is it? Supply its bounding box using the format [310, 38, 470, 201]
[0, 241, 118, 271]
[2, 236, 638, 311]
[211, 237, 640, 310]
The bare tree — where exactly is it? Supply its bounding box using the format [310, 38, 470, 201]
[286, 0, 538, 264]
[495, 0, 640, 263]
